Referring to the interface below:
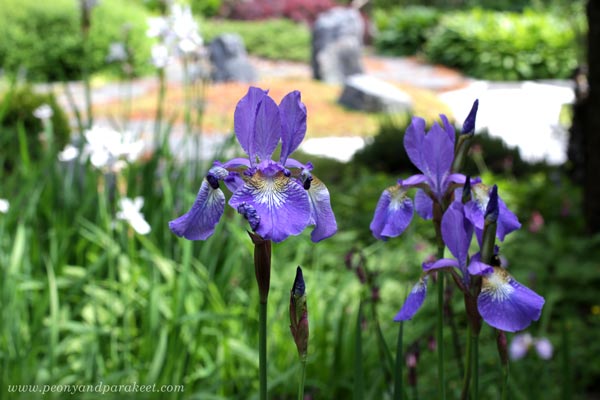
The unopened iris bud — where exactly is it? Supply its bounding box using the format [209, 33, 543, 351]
[289, 266, 309, 358]
[484, 185, 499, 224]
[462, 99, 479, 135]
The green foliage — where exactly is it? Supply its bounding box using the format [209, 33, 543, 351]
[191, 0, 222, 17]
[424, 9, 580, 80]
[203, 18, 310, 62]
[0, 0, 152, 82]
[0, 86, 71, 172]
[374, 6, 441, 56]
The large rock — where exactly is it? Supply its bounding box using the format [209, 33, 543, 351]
[209, 33, 257, 83]
[312, 7, 364, 84]
[338, 74, 413, 113]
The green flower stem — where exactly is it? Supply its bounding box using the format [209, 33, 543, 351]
[259, 299, 268, 400]
[154, 68, 166, 150]
[297, 355, 307, 400]
[436, 243, 446, 400]
[472, 334, 479, 400]
[393, 321, 404, 400]
[353, 301, 364, 400]
[461, 326, 473, 400]
[249, 232, 271, 400]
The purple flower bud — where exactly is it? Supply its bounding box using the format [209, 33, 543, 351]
[462, 99, 479, 134]
[290, 266, 309, 357]
[292, 266, 305, 296]
[462, 176, 472, 203]
[484, 185, 499, 223]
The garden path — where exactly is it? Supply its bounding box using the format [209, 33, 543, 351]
[57, 54, 573, 165]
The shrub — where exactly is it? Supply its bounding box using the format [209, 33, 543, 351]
[203, 18, 310, 62]
[0, 86, 71, 172]
[0, 0, 152, 82]
[423, 9, 580, 80]
[374, 6, 440, 56]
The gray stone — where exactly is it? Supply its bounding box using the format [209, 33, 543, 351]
[209, 33, 257, 83]
[312, 7, 364, 84]
[338, 74, 413, 113]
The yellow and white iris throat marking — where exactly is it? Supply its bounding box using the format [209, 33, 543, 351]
[249, 171, 289, 209]
[481, 267, 514, 302]
[387, 185, 409, 211]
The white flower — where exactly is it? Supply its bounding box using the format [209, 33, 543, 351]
[510, 333, 553, 360]
[151, 44, 171, 69]
[0, 199, 9, 213]
[58, 144, 80, 162]
[116, 197, 151, 235]
[106, 42, 128, 63]
[33, 104, 53, 120]
[82, 125, 144, 171]
[146, 16, 169, 39]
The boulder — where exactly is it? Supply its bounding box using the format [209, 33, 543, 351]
[338, 74, 413, 113]
[209, 33, 257, 83]
[312, 7, 364, 84]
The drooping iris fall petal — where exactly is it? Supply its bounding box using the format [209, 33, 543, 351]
[371, 184, 414, 240]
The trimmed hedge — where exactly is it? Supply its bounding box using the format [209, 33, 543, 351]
[203, 18, 310, 62]
[424, 9, 579, 80]
[373, 6, 581, 81]
[0, 0, 152, 82]
[374, 7, 440, 56]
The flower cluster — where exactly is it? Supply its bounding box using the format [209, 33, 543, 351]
[169, 87, 337, 243]
[146, 3, 204, 68]
[510, 333, 553, 360]
[371, 101, 544, 333]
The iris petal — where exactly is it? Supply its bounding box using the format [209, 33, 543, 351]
[403, 117, 427, 172]
[441, 202, 471, 267]
[306, 176, 337, 242]
[414, 189, 433, 220]
[169, 179, 225, 240]
[370, 185, 414, 240]
[229, 170, 311, 243]
[422, 123, 454, 198]
[279, 90, 307, 165]
[477, 267, 545, 332]
[234, 87, 267, 163]
[394, 278, 428, 321]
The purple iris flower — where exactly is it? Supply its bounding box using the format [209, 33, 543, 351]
[169, 87, 337, 243]
[395, 201, 544, 332]
[371, 115, 468, 240]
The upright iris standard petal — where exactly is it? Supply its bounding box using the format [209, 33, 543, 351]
[279, 91, 307, 165]
[370, 184, 414, 240]
[169, 179, 226, 240]
[229, 169, 311, 243]
[477, 267, 545, 332]
[394, 278, 428, 321]
[253, 94, 281, 161]
[306, 176, 337, 242]
[403, 117, 427, 172]
[441, 202, 472, 268]
[234, 87, 267, 163]
[422, 123, 455, 198]
[440, 114, 456, 145]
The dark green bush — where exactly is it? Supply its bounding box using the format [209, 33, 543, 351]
[0, 0, 151, 82]
[374, 6, 440, 56]
[0, 86, 71, 171]
[203, 18, 310, 62]
[353, 114, 542, 177]
[423, 9, 579, 80]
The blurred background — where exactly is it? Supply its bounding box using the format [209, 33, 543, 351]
[0, 0, 599, 398]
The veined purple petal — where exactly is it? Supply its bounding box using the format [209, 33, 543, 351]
[440, 114, 455, 145]
[478, 267, 545, 332]
[401, 174, 428, 187]
[306, 176, 337, 242]
[468, 259, 493, 275]
[422, 123, 454, 198]
[229, 169, 311, 242]
[279, 91, 307, 165]
[422, 258, 459, 272]
[169, 179, 225, 240]
[403, 117, 427, 172]
[253, 94, 281, 161]
[441, 202, 471, 267]
[414, 189, 433, 220]
[234, 87, 267, 164]
[497, 198, 521, 241]
[370, 185, 414, 240]
[394, 278, 428, 321]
